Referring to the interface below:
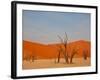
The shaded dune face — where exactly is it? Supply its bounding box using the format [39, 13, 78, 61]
[23, 40, 91, 60]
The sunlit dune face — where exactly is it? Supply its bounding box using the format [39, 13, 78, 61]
[23, 40, 91, 59]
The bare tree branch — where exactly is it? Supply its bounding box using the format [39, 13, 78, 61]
[64, 32, 68, 43]
[57, 35, 64, 44]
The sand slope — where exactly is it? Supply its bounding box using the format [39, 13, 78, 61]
[23, 40, 90, 59]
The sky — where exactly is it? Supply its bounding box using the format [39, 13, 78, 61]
[22, 10, 90, 44]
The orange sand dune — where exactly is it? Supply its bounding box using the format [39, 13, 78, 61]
[23, 40, 90, 59]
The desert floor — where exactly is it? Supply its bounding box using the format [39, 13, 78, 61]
[22, 58, 90, 70]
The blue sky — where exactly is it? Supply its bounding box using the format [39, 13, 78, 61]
[22, 10, 90, 44]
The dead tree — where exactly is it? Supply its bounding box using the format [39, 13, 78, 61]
[23, 50, 36, 62]
[57, 46, 64, 63]
[83, 50, 88, 60]
[57, 32, 78, 64]
[57, 32, 69, 63]
[64, 32, 69, 63]
[70, 48, 78, 64]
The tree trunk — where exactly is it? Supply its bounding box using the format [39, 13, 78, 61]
[64, 44, 69, 63]
[70, 56, 73, 64]
[57, 51, 60, 63]
[62, 50, 69, 64]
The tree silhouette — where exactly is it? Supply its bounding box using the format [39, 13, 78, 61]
[57, 32, 69, 63]
[23, 51, 36, 62]
[70, 48, 78, 64]
[57, 32, 78, 64]
[83, 50, 88, 60]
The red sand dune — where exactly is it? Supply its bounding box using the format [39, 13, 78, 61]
[23, 40, 91, 59]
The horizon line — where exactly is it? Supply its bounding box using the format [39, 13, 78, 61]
[23, 39, 90, 45]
